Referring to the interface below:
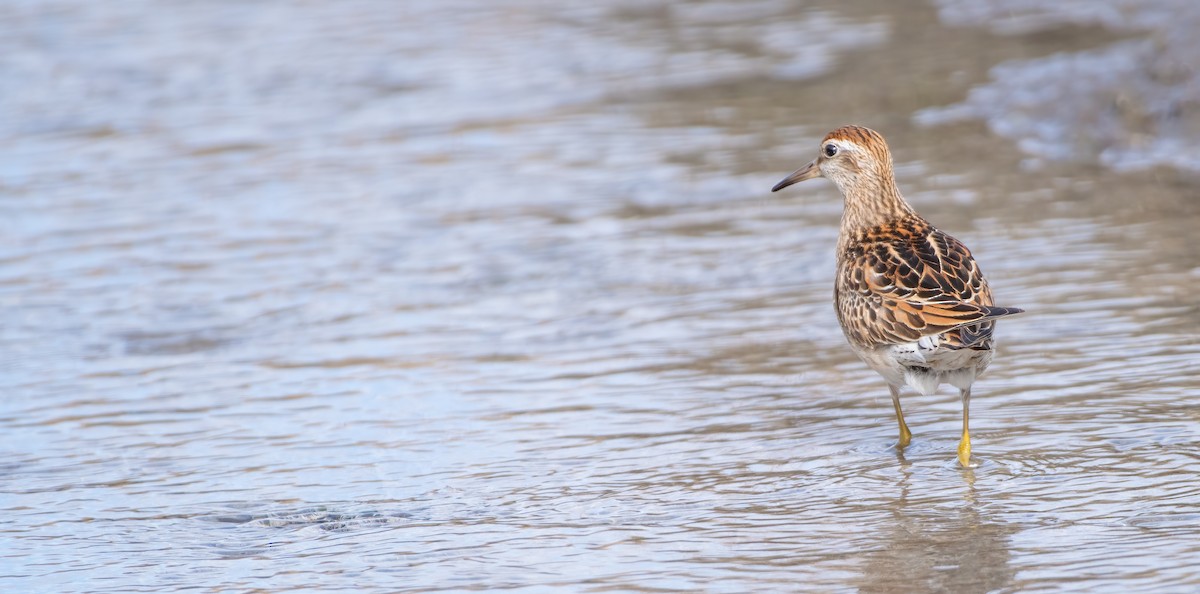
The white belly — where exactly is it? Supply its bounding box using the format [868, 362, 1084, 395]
[854, 335, 993, 395]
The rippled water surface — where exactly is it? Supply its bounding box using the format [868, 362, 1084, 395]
[2, 1, 1199, 592]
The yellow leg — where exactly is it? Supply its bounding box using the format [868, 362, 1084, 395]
[889, 385, 912, 449]
[957, 388, 972, 467]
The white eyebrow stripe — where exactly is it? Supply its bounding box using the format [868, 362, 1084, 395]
[829, 140, 863, 152]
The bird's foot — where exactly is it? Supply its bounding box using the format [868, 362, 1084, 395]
[956, 430, 971, 467]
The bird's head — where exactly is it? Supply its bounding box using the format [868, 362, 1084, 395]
[771, 125, 896, 196]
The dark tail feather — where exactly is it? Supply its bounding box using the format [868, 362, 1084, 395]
[981, 305, 1025, 320]
[958, 306, 1024, 347]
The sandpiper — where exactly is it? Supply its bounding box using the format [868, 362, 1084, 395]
[772, 125, 1022, 467]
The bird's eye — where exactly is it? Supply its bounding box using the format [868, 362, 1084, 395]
[823, 144, 838, 157]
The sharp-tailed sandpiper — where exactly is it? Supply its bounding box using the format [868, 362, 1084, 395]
[772, 125, 1023, 466]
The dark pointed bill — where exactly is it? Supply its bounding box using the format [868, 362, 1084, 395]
[771, 159, 821, 192]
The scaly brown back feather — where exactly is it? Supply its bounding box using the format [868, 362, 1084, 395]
[835, 215, 1023, 350]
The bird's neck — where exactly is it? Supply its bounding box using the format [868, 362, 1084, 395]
[836, 177, 919, 251]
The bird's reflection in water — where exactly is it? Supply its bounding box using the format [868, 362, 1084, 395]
[856, 454, 1018, 594]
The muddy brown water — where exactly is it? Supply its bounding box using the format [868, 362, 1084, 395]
[2, 1, 1198, 592]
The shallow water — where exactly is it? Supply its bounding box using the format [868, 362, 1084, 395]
[2, 0, 1199, 592]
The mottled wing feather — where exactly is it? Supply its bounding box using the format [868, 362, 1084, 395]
[836, 219, 1023, 348]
